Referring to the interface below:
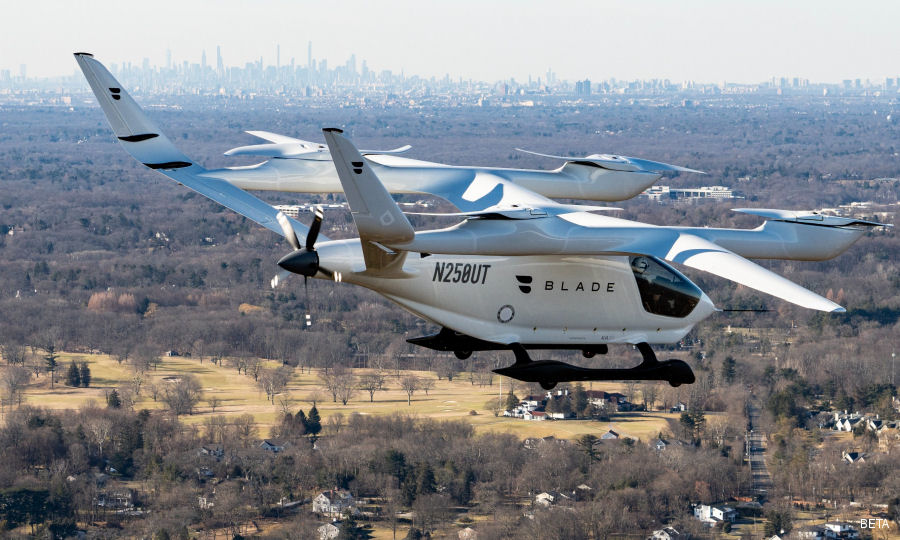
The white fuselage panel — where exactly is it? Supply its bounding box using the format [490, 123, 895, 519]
[315, 240, 715, 346]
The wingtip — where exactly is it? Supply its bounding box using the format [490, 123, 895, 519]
[73, 52, 94, 57]
[322, 127, 344, 134]
[832, 306, 847, 314]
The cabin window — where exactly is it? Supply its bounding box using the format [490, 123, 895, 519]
[630, 256, 701, 318]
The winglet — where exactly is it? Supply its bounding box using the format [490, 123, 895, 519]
[73, 52, 191, 168]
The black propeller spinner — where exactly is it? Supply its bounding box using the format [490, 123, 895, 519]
[276, 208, 324, 278]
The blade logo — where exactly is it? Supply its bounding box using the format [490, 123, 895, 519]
[515, 275, 533, 293]
[545, 280, 615, 293]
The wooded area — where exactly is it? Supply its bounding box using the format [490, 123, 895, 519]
[0, 95, 898, 537]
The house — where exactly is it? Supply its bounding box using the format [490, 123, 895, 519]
[693, 504, 737, 526]
[94, 490, 134, 509]
[312, 489, 356, 517]
[523, 436, 565, 450]
[458, 527, 478, 540]
[796, 525, 827, 539]
[522, 395, 545, 408]
[317, 522, 340, 540]
[822, 522, 860, 539]
[197, 445, 224, 460]
[867, 418, 883, 432]
[649, 527, 688, 539]
[601, 429, 620, 440]
[653, 438, 669, 451]
[523, 411, 547, 421]
[198, 494, 215, 510]
[534, 491, 570, 507]
[671, 402, 687, 413]
[259, 439, 286, 453]
[585, 390, 627, 409]
[842, 451, 867, 464]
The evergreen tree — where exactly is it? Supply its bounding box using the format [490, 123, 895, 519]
[65, 361, 81, 387]
[338, 511, 373, 539]
[573, 383, 589, 417]
[503, 390, 519, 411]
[294, 409, 308, 435]
[79, 362, 91, 387]
[45, 351, 59, 389]
[415, 463, 436, 496]
[306, 405, 321, 435]
[721, 356, 736, 384]
[107, 389, 121, 409]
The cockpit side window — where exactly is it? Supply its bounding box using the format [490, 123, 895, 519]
[630, 256, 701, 318]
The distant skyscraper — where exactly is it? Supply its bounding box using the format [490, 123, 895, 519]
[308, 41, 312, 68]
[277, 44, 281, 69]
[202, 49, 207, 71]
[216, 46, 224, 77]
[19, 64, 26, 80]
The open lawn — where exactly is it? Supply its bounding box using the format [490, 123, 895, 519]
[19, 352, 677, 441]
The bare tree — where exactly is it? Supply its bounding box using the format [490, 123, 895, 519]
[335, 372, 358, 405]
[420, 377, 436, 396]
[320, 364, 350, 402]
[207, 395, 221, 413]
[359, 371, 386, 402]
[161, 374, 204, 415]
[1, 343, 26, 366]
[259, 366, 292, 404]
[400, 375, 421, 405]
[0, 365, 31, 409]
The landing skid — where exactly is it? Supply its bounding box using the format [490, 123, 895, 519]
[492, 343, 695, 388]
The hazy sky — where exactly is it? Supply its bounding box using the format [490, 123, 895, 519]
[4, 0, 900, 84]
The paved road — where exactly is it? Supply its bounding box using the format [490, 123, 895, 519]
[747, 401, 772, 498]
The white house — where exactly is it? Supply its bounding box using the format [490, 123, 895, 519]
[649, 527, 686, 540]
[259, 439, 286, 453]
[823, 522, 860, 539]
[693, 504, 737, 526]
[317, 522, 340, 540]
[312, 490, 356, 517]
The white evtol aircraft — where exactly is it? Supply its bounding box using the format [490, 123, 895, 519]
[74, 53, 887, 388]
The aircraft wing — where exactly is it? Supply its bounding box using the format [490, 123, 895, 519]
[73, 53, 318, 244]
[400, 214, 845, 312]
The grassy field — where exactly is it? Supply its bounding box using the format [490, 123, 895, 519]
[19, 352, 678, 441]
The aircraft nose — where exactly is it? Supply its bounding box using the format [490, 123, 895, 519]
[694, 291, 717, 320]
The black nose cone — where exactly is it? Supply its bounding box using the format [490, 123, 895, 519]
[278, 249, 319, 276]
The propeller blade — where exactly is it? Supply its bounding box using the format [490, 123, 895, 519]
[305, 207, 324, 251]
[515, 148, 704, 174]
[276, 211, 301, 251]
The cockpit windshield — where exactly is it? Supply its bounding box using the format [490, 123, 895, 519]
[630, 256, 701, 318]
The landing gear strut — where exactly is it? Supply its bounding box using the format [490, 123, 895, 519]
[493, 343, 695, 388]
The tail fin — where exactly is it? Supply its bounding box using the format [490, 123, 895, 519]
[322, 128, 414, 273]
[74, 53, 191, 169]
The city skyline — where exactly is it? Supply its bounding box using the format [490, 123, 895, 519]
[4, 0, 900, 84]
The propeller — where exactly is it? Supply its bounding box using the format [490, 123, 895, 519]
[275, 208, 324, 278]
[271, 208, 328, 326]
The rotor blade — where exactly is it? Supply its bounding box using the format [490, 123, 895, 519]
[276, 211, 302, 251]
[305, 207, 324, 250]
[515, 148, 704, 174]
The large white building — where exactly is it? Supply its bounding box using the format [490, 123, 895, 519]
[642, 185, 741, 202]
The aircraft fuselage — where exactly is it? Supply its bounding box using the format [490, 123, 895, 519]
[315, 239, 716, 347]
